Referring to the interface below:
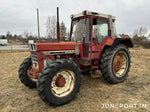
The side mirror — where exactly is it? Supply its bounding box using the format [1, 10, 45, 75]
[108, 30, 111, 36]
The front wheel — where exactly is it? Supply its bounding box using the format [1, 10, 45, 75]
[18, 57, 37, 88]
[37, 59, 81, 106]
[100, 44, 131, 84]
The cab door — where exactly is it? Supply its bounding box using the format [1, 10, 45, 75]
[82, 18, 90, 58]
[91, 17, 109, 59]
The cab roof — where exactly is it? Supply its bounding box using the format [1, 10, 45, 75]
[71, 10, 116, 20]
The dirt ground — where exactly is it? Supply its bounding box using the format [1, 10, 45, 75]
[0, 48, 150, 112]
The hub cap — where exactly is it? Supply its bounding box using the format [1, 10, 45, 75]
[113, 51, 128, 77]
[27, 66, 38, 82]
[55, 75, 66, 87]
[51, 70, 75, 97]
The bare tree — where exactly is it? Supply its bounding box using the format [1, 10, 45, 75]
[23, 31, 30, 38]
[23, 31, 37, 40]
[46, 16, 56, 39]
[6, 31, 12, 43]
[133, 27, 148, 37]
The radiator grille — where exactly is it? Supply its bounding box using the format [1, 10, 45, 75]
[31, 51, 38, 67]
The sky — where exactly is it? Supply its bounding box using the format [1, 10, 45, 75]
[0, 0, 150, 37]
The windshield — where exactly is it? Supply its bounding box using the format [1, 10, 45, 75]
[71, 18, 89, 43]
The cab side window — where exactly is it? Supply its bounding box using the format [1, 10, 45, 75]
[93, 18, 108, 43]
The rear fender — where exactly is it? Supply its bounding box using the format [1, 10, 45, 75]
[110, 38, 133, 48]
[100, 38, 133, 58]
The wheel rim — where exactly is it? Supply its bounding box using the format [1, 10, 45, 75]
[113, 51, 128, 77]
[51, 70, 75, 97]
[27, 66, 38, 82]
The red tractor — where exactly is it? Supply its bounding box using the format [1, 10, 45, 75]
[18, 10, 133, 106]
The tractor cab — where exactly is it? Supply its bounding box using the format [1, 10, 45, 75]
[70, 10, 117, 60]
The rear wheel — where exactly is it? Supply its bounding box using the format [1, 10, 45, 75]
[100, 44, 131, 84]
[18, 57, 37, 88]
[37, 59, 81, 106]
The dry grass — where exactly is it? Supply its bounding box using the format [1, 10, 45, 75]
[0, 48, 150, 112]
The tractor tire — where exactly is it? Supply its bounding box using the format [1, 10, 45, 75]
[100, 44, 131, 84]
[18, 57, 36, 88]
[37, 59, 81, 106]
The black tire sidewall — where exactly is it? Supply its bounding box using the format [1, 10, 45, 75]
[38, 60, 81, 105]
[19, 57, 36, 88]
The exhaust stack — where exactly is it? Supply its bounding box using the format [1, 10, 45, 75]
[57, 7, 60, 42]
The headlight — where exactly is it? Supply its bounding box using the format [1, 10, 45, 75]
[44, 59, 53, 67]
[28, 44, 36, 51]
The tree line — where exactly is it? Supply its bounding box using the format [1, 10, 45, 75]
[46, 16, 69, 41]
[131, 27, 150, 48]
[0, 16, 70, 43]
[1, 17, 149, 48]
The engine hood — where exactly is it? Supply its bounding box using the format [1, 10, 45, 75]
[36, 42, 81, 51]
